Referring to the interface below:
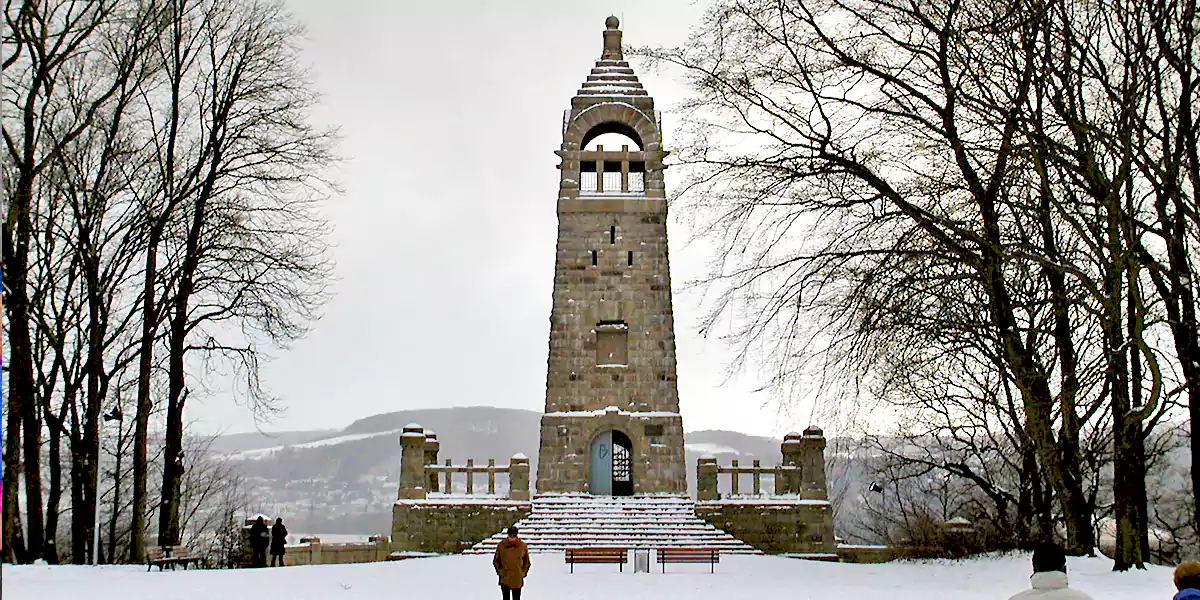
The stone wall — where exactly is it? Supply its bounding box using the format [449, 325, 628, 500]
[284, 536, 392, 566]
[695, 500, 836, 555]
[836, 545, 898, 563]
[538, 408, 685, 494]
[392, 500, 531, 553]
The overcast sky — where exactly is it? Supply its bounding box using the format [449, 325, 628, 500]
[191, 0, 824, 439]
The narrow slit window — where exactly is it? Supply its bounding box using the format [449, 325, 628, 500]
[610, 226, 616, 244]
[627, 251, 633, 266]
[590, 250, 597, 266]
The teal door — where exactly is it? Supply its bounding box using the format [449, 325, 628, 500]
[589, 431, 613, 495]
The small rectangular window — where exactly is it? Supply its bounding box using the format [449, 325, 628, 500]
[596, 321, 629, 367]
[590, 250, 597, 266]
[627, 251, 633, 266]
[644, 424, 664, 437]
[596, 330, 628, 366]
[610, 226, 616, 244]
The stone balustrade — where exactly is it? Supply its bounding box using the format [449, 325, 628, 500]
[696, 426, 829, 501]
[397, 423, 530, 501]
[697, 457, 799, 499]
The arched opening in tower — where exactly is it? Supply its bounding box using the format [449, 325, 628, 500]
[588, 429, 635, 496]
[580, 123, 645, 194]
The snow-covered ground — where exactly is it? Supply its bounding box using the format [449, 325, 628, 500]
[5, 552, 1172, 600]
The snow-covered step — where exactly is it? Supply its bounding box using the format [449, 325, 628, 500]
[464, 495, 759, 555]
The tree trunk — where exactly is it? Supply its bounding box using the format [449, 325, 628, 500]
[43, 402, 68, 565]
[22, 380, 45, 562]
[68, 436, 91, 564]
[3, 170, 38, 564]
[979, 211, 1094, 554]
[157, 257, 193, 547]
[131, 238, 161, 561]
[1112, 365, 1145, 569]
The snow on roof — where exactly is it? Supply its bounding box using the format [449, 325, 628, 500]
[573, 58, 648, 99]
[544, 408, 680, 419]
[396, 497, 531, 507]
[696, 498, 831, 506]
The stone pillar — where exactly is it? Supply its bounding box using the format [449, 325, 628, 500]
[780, 432, 803, 495]
[602, 16, 622, 60]
[398, 423, 427, 499]
[369, 535, 391, 561]
[508, 453, 530, 500]
[424, 431, 440, 493]
[799, 426, 828, 500]
[697, 456, 718, 501]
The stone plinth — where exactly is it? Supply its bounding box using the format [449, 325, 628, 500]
[509, 454, 531, 500]
[391, 499, 532, 553]
[696, 456, 718, 501]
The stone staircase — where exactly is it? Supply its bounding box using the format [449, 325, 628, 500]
[465, 494, 759, 554]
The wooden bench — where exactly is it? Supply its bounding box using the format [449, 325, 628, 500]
[565, 547, 627, 573]
[146, 545, 205, 571]
[656, 547, 720, 573]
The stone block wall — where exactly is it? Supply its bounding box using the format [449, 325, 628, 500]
[836, 545, 898, 563]
[695, 500, 836, 555]
[537, 408, 685, 494]
[391, 500, 531, 554]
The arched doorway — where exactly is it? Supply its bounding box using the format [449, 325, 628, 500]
[588, 430, 633, 496]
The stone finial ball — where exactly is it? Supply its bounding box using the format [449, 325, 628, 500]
[605, 15, 620, 29]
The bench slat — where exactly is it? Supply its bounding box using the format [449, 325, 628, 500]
[565, 548, 626, 573]
[655, 548, 719, 573]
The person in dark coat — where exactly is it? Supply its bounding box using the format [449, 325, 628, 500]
[1174, 561, 1200, 600]
[248, 516, 270, 568]
[492, 526, 531, 600]
[270, 517, 288, 567]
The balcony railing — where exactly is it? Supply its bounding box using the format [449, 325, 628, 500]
[579, 145, 646, 194]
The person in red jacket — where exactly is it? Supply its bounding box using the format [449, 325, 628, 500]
[492, 526, 531, 600]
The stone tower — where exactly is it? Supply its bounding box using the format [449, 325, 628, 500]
[535, 17, 686, 496]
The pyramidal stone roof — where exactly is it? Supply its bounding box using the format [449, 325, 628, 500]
[576, 60, 649, 97]
[575, 16, 649, 98]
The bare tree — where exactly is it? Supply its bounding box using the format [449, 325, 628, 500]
[3, 0, 162, 563]
[5, 0, 335, 564]
[640, 0, 1104, 552]
[142, 0, 335, 547]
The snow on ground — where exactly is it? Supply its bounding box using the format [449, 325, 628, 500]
[4, 552, 1172, 600]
